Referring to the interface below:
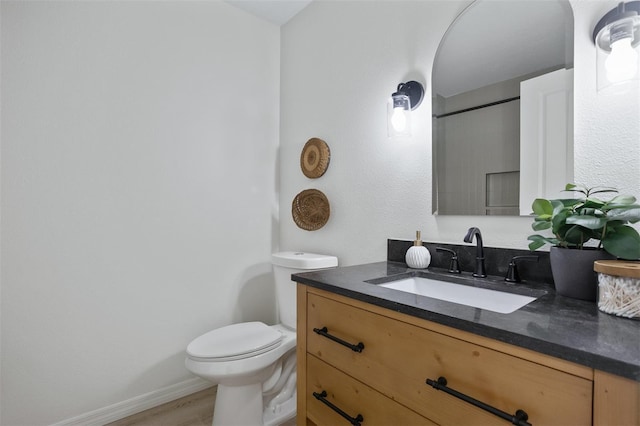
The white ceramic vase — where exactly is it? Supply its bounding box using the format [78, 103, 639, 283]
[406, 245, 431, 269]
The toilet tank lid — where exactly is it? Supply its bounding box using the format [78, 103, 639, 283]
[272, 251, 338, 269]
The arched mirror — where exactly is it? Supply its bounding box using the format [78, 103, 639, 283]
[432, 0, 574, 216]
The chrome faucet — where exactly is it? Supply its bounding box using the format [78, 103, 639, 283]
[464, 227, 487, 278]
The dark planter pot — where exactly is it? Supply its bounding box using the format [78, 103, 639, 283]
[550, 246, 616, 301]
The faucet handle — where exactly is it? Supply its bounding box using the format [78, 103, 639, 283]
[435, 247, 461, 274]
[505, 255, 539, 283]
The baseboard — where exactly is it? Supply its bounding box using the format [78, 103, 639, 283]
[51, 377, 213, 426]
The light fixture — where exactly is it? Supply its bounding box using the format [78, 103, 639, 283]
[593, 1, 640, 91]
[387, 80, 424, 138]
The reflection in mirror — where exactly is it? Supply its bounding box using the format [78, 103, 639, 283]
[432, 0, 574, 216]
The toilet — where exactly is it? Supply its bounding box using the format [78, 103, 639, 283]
[185, 251, 338, 426]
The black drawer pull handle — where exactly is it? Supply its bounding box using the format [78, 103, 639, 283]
[313, 326, 365, 352]
[426, 376, 531, 426]
[313, 390, 364, 426]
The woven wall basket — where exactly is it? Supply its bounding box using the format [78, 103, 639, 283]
[292, 189, 330, 231]
[300, 138, 331, 179]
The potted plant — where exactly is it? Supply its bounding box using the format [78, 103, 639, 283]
[528, 183, 640, 301]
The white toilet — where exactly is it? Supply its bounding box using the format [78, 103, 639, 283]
[185, 251, 338, 426]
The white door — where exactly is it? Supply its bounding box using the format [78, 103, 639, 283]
[519, 68, 574, 215]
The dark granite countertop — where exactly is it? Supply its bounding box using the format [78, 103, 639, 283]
[293, 261, 640, 381]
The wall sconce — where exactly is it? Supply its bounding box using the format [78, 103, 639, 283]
[593, 1, 640, 91]
[387, 81, 424, 137]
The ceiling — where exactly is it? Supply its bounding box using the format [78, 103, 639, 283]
[224, 0, 313, 26]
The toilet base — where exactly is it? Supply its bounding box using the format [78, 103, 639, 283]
[211, 384, 296, 426]
[213, 383, 263, 425]
[263, 391, 296, 426]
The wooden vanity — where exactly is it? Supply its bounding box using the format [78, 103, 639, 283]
[297, 285, 640, 426]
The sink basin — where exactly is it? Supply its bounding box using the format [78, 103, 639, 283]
[379, 277, 537, 314]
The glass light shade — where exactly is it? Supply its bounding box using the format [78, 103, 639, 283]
[387, 93, 411, 137]
[595, 16, 640, 92]
[606, 37, 639, 82]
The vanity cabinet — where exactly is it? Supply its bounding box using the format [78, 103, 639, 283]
[297, 285, 640, 426]
[306, 354, 434, 425]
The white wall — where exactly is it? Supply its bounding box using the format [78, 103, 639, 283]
[572, 2, 640, 192]
[280, 0, 640, 265]
[1, 2, 279, 424]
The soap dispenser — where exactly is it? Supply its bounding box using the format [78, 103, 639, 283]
[405, 231, 431, 269]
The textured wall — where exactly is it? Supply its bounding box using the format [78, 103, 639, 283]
[280, 0, 640, 266]
[572, 3, 640, 194]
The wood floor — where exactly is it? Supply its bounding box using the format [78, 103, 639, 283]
[107, 386, 297, 426]
[107, 387, 216, 426]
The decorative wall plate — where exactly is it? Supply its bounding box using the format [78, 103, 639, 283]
[292, 189, 330, 231]
[300, 138, 330, 179]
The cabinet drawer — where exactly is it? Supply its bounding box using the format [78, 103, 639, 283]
[307, 292, 593, 425]
[306, 354, 433, 426]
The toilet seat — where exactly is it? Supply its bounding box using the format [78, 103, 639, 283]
[186, 321, 283, 362]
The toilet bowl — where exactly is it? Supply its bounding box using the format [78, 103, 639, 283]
[185, 252, 338, 426]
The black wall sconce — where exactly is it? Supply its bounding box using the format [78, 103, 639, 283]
[593, 1, 640, 91]
[387, 80, 424, 138]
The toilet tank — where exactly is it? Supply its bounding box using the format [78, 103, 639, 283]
[272, 252, 338, 330]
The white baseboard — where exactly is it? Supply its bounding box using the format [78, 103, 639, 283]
[51, 377, 213, 426]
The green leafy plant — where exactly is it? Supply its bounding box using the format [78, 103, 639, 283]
[528, 183, 640, 260]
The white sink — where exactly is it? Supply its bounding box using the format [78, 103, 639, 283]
[379, 277, 537, 314]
